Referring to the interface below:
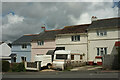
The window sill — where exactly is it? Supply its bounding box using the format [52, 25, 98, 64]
[95, 56, 102, 59]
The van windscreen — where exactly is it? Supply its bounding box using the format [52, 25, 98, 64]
[56, 54, 68, 59]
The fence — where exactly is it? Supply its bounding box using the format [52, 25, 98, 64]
[64, 60, 86, 69]
[24, 61, 41, 71]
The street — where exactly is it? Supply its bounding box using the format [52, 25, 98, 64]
[1, 71, 120, 78]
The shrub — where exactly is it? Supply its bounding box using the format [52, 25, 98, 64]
[11, 62, 26, 72]
[2, 60, 10, 72]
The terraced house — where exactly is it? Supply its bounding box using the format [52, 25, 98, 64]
[11, 34, 38, 62]
[87, 17, 120, 65]
[56, 24, 90, 63]
[31, 29, 61, 62]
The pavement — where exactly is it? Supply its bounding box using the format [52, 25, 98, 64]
[1, 65, 120, 79]
[70, 65, 103, 71]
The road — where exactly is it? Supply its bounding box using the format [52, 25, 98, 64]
[1, 71, 120, 78]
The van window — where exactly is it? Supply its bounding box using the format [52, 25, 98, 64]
[56, 54, 68, 59]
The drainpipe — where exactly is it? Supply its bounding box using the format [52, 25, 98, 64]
[87, 30, 89, 64]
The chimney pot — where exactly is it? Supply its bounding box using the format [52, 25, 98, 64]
[41, 26, 46, 32]
[91, 16, 97, 22]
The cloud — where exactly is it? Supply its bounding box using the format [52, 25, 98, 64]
[2, 2, 119, 42]
[7, 13, 24, 24]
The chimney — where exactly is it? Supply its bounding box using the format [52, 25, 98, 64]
[91, 16, 97, 22]
[41, 24, 46, 32]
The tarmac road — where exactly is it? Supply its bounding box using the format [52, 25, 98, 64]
[1, 71, 120, 78]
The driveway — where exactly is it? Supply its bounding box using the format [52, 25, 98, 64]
[70, 65, 103, 71]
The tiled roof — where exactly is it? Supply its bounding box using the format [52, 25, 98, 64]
[58, 24, 90, 34]
[88, 17, 120, 29]
[32, 29, 61, 41]
[12, 34, 39, 45]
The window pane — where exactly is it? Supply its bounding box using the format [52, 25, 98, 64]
[77, 35, 80, 41]
[97, 48, 99, 56]
[104, 48, 107, 54]
[80, 55, 83, 59]
[97, 31, 99, 36]
[71, 36, 74, 41]
[56, 54, 68, 59]
[71, 55, 74, 60]
[104, 31, 107, 35]
[101, 48, 104, 56]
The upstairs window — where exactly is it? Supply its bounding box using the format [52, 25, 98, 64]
[37, 41, 44, 46]
[22, 44, 27, 49]
[71, 35, 80, 41]
[97, 30, 107, 36]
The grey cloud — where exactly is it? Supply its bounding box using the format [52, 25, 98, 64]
[2, 2, 118, 42]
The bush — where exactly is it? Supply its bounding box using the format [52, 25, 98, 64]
[2, 60, 10, 72]
[11, 62, 26, 72]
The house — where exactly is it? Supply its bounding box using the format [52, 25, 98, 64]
[11, 34, 38, 63]
[55, 24, 90, 62]
[0, 42, 11, 62]
[31, 29, 61, 62]
[87, 17, 120, 65]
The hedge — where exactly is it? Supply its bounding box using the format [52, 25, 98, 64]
[11, 62, 26, 72]
[2, 60, 10, 72]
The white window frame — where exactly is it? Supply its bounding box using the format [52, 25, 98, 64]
[37, 41, 44, 46]
[97, 47, 107, 56]
[97, 30, 107, 36]
[21, 56, 26, 62]
[21, 44, 27, 49]
[71, 35, 80, 41]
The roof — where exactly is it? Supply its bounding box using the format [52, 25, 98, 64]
[32, 29, 61, 41]
[12, 34, 39, 45]
[88, 17, 120, 29]
[58, 24, 90, 34]
[46, 50, 55, 55]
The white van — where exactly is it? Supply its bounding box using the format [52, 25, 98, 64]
[52, 50, 71, 70]
[52, 50, 85, 70]
[34, 55, 52, 68]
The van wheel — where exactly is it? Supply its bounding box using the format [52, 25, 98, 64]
[47, 64, 52, 69]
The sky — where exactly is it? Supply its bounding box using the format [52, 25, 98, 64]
[1, 0, 120, 42]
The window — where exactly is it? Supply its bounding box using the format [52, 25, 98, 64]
[97, 30, 107, 36]
[71, 55, 74, 60]
[37, 41, 44, 45]
[55, 47, 65, 51]
[71, 35, 80, 41]
[56, 54, 68, 59]
[22, 44, 27, 49]
[21, 57, 26, 62]
[97, 47, 107, 56]
[80, 55, 83, 60]
[13, 57, 16, 62]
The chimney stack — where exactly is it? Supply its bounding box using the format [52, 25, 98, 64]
[41, 24, 46, 32]
[91, 16, 97, 22]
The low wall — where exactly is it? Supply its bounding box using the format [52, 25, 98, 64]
[103, 54, 120, 70]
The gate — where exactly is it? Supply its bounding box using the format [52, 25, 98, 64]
[25, 61, 41, 71]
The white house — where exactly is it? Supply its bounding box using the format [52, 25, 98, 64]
[0, 42, 11, 62]
[56, 24, 90, 62]
[87, 17, 120, 65]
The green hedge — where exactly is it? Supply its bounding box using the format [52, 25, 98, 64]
[2, 60, 10, 72]
[11, 62, 26, 72]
